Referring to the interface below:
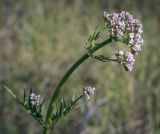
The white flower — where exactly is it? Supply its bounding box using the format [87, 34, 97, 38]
[30, 93, 40, 106]
[83, 86, 96, 100]
[103, 11, 143, 54]
[115, 51, 135, 72]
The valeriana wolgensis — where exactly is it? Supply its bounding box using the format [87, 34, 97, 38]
[4, 11, 143, 134]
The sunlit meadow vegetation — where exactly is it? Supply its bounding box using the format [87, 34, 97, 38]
[0, 0, 160, 134]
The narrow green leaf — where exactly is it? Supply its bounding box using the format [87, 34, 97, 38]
[55, 102, 59, 117]
[93, 55, 116, 62]
[3, 86, 17, 99]
[94, 32, 100, 39]
[23, 89, 26, 104]
[39, 98, 46, 112]
[59, 100, 63, 117]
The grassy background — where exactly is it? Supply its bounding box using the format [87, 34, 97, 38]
[0, 0, 160, 134]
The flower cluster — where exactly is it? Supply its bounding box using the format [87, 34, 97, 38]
[83, 86, 96, 100]
[30, 93, 40, 106]
[103, 11, 143, 54]
[115, 51, 135, 72]
[103, 11, 143, 71]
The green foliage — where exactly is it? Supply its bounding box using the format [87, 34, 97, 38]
[51, 95, 83, 125]
[23, 89, 45, 127]
[93, 55, 116, 62]
[4, 86, 46, 128]
[85, 24, 107, 50]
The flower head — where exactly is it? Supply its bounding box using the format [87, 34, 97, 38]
[83, 86, 96, 100]
[103, 11, 143, 54]
[115, 51, 135, 72]
[30, 93, 40, 106]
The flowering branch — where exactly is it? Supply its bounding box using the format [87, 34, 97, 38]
[45, 37, 112, 125]
[4, 11, 143, 134]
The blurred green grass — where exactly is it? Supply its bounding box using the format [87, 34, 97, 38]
[0, 0, 160, 134]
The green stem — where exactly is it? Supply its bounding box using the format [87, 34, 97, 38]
[43, 127, 50, 134]
[64, 95, 84, 114]
[71, 95, 84, 106]
[45, 38, 112, 125]
[53, 95, 84, 124]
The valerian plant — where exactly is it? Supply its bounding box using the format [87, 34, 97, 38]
[4, 11, 143, 134]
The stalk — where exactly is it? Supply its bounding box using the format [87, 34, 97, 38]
[45, 38, 112, 127]
[43, 127, 50, 134]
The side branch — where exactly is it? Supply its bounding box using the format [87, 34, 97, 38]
[45, 38, 112, 125]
